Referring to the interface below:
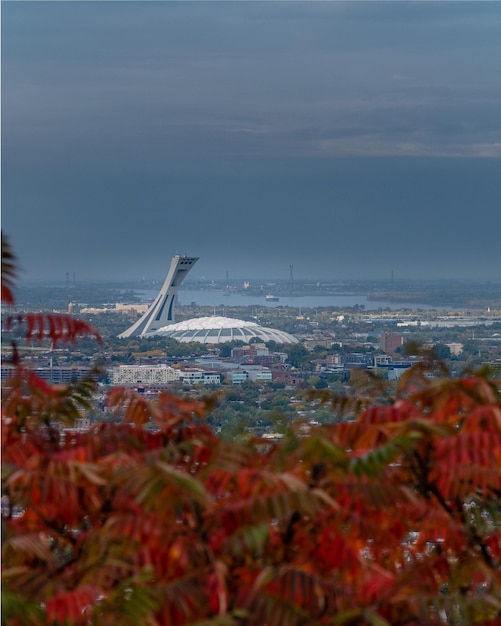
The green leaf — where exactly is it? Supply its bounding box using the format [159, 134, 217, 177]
[224, 523, 269, 558]
[1, 588, 45, 626]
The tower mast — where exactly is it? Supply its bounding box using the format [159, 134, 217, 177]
[118, 255, 199, 338]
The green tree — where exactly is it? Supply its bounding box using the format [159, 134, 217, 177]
[433, 342, 452, 360]
[283, 343, 310, 368]
[218, 343, 233, 358]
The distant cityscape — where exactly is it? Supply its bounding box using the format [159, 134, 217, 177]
[2, 274, 500, 435]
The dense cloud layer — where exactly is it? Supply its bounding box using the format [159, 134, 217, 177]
[2, 2, 501, 280]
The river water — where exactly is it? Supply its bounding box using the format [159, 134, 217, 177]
[136, 288, 442, 311]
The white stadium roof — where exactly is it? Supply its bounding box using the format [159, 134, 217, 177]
[151, 316, 298, 345]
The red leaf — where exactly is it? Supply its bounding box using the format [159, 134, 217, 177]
[46, 585, 102, 625]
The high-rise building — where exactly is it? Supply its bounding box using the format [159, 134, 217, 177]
[380, 332, 403, 354]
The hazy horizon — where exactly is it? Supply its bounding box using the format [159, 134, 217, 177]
[13, 271, 501, 289]
[2, 2, 501, 282]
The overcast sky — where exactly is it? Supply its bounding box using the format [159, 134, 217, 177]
[2, 1, 501, 282]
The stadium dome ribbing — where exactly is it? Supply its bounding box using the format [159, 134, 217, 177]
[153, 316, 298, 345]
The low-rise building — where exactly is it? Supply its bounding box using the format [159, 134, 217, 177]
[374, 354, 393, 366]
[246, 367, 273, 383]
[232, 371, 249, 385]
[230, 367, 273, 384]
[304, 338, 333, 350]
[178, 368, 222, 385]
[447, 342, 463, 356]
[115, 303, 150, 316]
[1, 366, 93, 384]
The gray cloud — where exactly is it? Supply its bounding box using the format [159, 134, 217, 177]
[4, 1, 501, 160]
[2, 2, 501, 281]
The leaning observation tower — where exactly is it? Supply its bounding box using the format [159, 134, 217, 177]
[118, 255, 198, 338]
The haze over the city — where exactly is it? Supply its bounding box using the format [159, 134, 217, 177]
[2, 1, 501, 283]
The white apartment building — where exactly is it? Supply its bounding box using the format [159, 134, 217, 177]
[111, 364, 180, 386]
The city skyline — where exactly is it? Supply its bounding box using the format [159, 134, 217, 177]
[2, 2, 501, 282]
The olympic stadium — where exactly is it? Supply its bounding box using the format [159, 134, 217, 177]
[118, 255, 298, 345]
[153, 316, 298, 345]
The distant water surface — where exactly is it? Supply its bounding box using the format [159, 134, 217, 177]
[136, 289, 444, 311]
